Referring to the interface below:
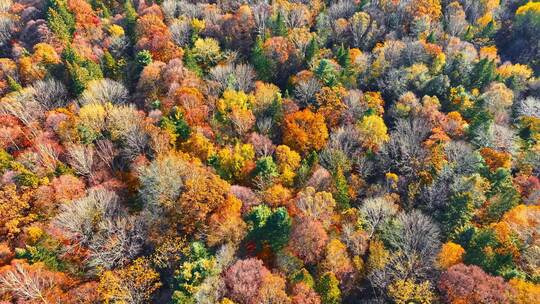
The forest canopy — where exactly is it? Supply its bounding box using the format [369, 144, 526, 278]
[0, 0, 539, 303]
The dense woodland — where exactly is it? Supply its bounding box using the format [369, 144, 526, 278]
[0, 0, 539, 303]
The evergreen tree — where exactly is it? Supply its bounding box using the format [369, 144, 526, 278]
[470, 58, 497, 90]
[314, 59, 338, 87]
[251, 36, 273, 81]
[305, 37, 318, 64]
[6, 76, 22, 92]
[46, 0, 75, 42]
[245, 205, 291, 252]
[332, 168, 350, 210]
[123, 0, 138, 45]
[265, 207, 291, 251]
[272, 11, 287, 37]
[316, 272, 341, 304]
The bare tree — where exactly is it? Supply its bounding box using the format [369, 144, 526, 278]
[294, 78, 321, 107]
[53, 188, 145, 270]
[0, 88, 44, 129]
[326, 126, 362, 158]
[341, 223, 369, 256]
[170, 20, 192, 47]
[349, 11, 381, 50]
[177, 0, 203, 19]
[379, 117, 431, 178]
[368, 211, 440, 292]
[0, 262, 52, 303]
[209, 63, 256, 93]
[515, 96, 540, 119]
[87, 216, 146, 270]
[283, 5, 309, 29]
[31, 78, 68, 110]
[444, 141, 482, 175]
[0, 14, 13, 48]
[35, 143, 60, 172]
[391, 210, 441, 263]
[445, 1, 468, 37]
[252, 3, 271, 35]
[95, 139, 117, 169]
[256, 116, 274, 135]
[248, 132, 275, 157]
[79, 79, 128, 106]
[359, 196, 399, 238]
[161, 0, 179, 21]
[343, 90, 368, 122]
[53, 188, 121, 247]
[66, 144, 95, 178]
[120, 124, 152, 162]
[138, 153, 191, 213]
[327, 0, 357, 20]
[106, 104, 141, 141]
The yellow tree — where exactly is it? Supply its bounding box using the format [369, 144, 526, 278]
[283, 109, 328, 154]
[275, 145, 301, 186]
[98, 257, 161, 304]
[357, 115, 389, 151]
[509, 278, 540, 304]
[387, 279, 435, 304]
[437, 242, 465, 270]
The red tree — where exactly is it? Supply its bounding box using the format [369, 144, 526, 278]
[438, 263, 510, 304]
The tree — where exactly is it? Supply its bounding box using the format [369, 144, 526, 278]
[192, 38, 222, 70]
[437, 241, 465, 270]
[253, 156, 279, 185]
[469, 58, 497, 90]
[207, 195, 247, 247]
[251, 36, 273, 81]
[215, 90, 256, 137]
[136, 13, 182, 62]
[177, 171, 231, 234]
[283, 109, 328, 154]
[172, 242, 217, 301]
[320, 239, 354, 282]
[224, 258, 270, 304]
[359, 196, 399, 238]
[0, 260, 69, 303]
[509, 278, 540, 304]
[409, 0, 442, 21]
[291, 282, 321, 304]
[264, 207, 291, 251]
[314, 86, 346, 127]
[438, 264, 510, 304]
[479, 147, 511, 172]
[314, 60, 338, 87]
[315, 272, 341, 304]
[357, 114, 389, 151]
[288, 217, 328, 265]
[160, 107, 191, 145]
[257, 272, 290, 304]
[272, 11, 287, 37]
[387, 279, 434, 304]
[210, 143, 255, 182]
[98, 257, 161, 304]
[245, 205, 291, 252]
[0, 185, 33, 239]
[294, 187, 336, 228]
[47, 0, 75, 42]
[332, 168, 350, 210]
[275, 145, 301, 186]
